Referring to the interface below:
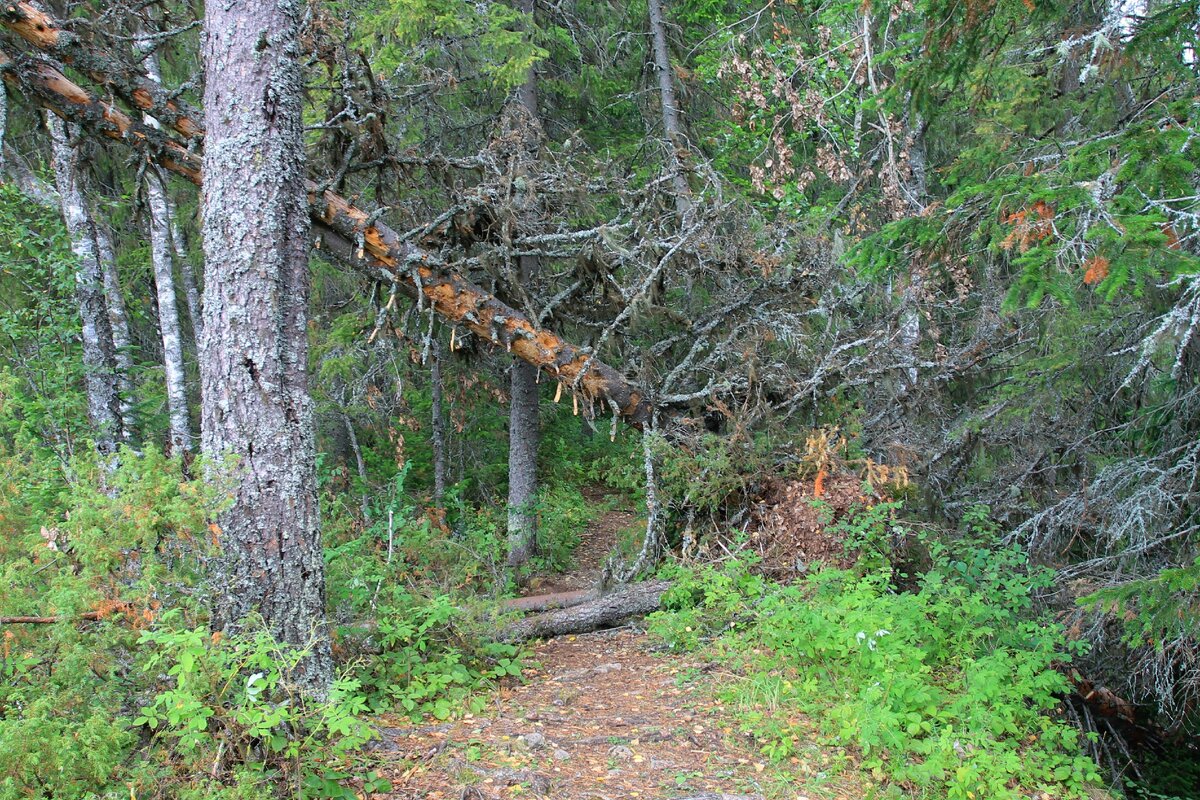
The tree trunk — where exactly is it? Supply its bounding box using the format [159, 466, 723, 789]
[140, 39, 204, 340]
[200, 0, 331, 697]
[648, 0, 691, 217]
[136, 37, 192, 455]
[168, 191, 203, 339]
[341, 409, 369, 519]
[0, 80, 6, 171]
[507, 0, 542, 569]
[430, 336, 448, 507]
[47, 115, 123, 455]
[0, 30, 651, 425]
[507, 356, 540, 567]
[92, 215, 137, 440]
[500, 580, 671, 641]
[145, 167, 192, 454]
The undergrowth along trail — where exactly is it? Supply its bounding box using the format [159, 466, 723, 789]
[370, 505, 861, 800]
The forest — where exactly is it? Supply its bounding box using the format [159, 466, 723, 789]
[0, 0, 1198, 798]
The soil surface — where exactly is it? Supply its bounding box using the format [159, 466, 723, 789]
[370, 494, 862, 799]
[519, 487, 638, 597]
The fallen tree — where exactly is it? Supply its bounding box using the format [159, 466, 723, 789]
[500, 580, 671, 641]
[0, 4, 651, 424]
[501, 589, 598, 614]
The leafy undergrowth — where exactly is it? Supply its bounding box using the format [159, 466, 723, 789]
[647, 506, 1107, 800]
[0, 444, 530, 800]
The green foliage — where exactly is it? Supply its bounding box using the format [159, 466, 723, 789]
[0, 444, 382, 800]
[322, 469, 528, 721]
[1080, 558, 1200, 651]
[532, 483, 589, 573]
[655, 432, 773, 516]
[347, 587, 524, 720]
[0, 446, 210, 799]
[135, 614, 376, 799]
[336, 0, 546, 88]
[0, 184, 89, 444]
[649, 508, 1102, 799]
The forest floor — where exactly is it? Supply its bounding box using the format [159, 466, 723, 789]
[370, 497, 867, 800]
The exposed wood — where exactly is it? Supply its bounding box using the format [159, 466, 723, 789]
[501, 589, 598, 613]
[500, 580, 671, 641]
[0, 24, 651, 425]
[0, 1, 204, 140]
[0, 611, 104, 624]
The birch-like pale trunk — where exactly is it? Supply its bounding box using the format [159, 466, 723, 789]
[0, 83, 6, 171]
[144, 168, 192, 454]
[140, 42, 203, 339]
[896, 114, 927, 398]
[92, 219, 136, 438]
[136, 38, 192, 454]
[201, 0, 332, 696]
[47, 115, 123, 454]
[648, 0, 691, 217]
[506, 0, 541, 569]
[167, 191, 202, 338]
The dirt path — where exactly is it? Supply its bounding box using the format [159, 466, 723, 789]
[520, 487, 638, 597]
[375, 629, 802, 799]
[371, 499, 858, 799]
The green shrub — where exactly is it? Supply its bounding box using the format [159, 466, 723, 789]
[135, 613, 376, 799]
[0, 445, 389, 800]
[322, 473, 527, 721]
[648, 510, 1103, 799]
[533, 483, 592, 572]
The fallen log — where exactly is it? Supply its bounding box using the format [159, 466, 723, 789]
[500, 580, 671, 641]
[0, 8, 651, 424]
[0, 612, 103, 624]
[500, 589, 598, 614]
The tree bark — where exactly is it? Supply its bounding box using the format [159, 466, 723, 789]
[507, 12, 541, 569]
[0, 80, 6, 171]
[200, 0, 331, 697]
[648, 0, 691, 217]
[145, 166, 192, 454]
[47, 115, 123, 455]
[430, 335, 448, 507]
[0, 32, 650, 424]
[139, 39, 203, 340]
[500, 580, 672, 641]
[136, 37, 192, 455]
[341, 409, 369, 519]
[93, 217, 136, 439]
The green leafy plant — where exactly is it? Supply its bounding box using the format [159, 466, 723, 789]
[648, 508, 1103, 799]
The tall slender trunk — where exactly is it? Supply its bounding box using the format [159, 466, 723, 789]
[340, 409, 369, 519]
[648, 0, 691, 217]
[430, 336, 448, 508]
[92, 219, 136, 438]
[47, 116, 123, 454]
[896, 111, 927, 398]
[136, 37, 192, 454]
[201, 0, 331, 697]
[168, 191, 203, 338]
[506, 0, 541, 569]
[140, 41, 204, 339]
[145, 167, 192, 454]
[0, 82, 6, 171]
